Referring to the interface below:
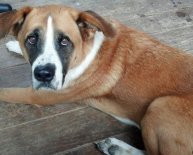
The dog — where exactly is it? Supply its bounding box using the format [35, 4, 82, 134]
[1, 5, 193, 155]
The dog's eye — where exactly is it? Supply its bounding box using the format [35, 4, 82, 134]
[27, 35, 37, 45]
[60, 38, 69, 46]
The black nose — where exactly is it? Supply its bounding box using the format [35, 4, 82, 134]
[34, 64, 55, 82]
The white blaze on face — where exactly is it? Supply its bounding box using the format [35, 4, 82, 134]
[32, 16, 63, 90]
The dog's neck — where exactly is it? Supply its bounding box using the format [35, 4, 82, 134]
[63, 31, 105, 89]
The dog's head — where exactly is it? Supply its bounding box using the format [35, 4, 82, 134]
[0, 5, 114, 90]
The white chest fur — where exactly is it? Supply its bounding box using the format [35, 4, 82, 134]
[112, 115, 140, 129]
[63, 31, 105, 88]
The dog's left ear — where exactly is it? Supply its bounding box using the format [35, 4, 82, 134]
[77, 10, 115, 40]
[0, 7, 32, 39]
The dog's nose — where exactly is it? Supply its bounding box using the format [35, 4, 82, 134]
[34, 64, 55, 82]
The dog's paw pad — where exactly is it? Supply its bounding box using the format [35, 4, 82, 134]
[6, 40, 23, 55]
[96, 138, 121, 155]
[108, 145, 120, 155]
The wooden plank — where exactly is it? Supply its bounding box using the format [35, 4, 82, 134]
[153, 26, 193, 52]
[55, 130, 144, 155]
[0, 107, 130, 155]
[2, 0, 193, 17]
[0, 64, 31, 88]
[0, 102, 86, 129]
[59, 144, 102, 155]
[125, 6, 193, 34]
[1, 0, 191, 24]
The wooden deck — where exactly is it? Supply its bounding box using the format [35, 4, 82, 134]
[0, 0, 193, 154]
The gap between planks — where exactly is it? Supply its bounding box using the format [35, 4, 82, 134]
[0, 105, 88, 131]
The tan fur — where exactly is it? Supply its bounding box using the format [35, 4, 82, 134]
[1, 5, 193, 155]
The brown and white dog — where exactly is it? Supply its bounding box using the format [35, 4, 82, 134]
[1, 5, 193, 155]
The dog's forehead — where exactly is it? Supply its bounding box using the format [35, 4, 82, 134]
[22, 5, 80, 38]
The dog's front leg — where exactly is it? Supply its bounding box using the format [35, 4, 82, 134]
[0, 87, 57, 105]
[0, 87, 89, 105]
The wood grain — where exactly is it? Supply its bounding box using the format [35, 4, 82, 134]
[0, 107, 130, 155]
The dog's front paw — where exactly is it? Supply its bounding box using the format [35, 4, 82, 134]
[96, 138, 120, 155]
[96, 138, 146, 155]
[6, 40, 23, 55]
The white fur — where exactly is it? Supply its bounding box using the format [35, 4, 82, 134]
[112, 115, 140, 129]
[32, 16, 63, 90]
[63, 31, 105, 88]
[97, 138, 146, 155]
[6, 40, 23, 55]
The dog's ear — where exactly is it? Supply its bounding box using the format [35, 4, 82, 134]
[77, 10, 115, 40]
[0, 7, 32, 39]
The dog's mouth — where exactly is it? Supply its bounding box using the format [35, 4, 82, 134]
[32, 78, 64, 90]
[35, 82, 57, 90]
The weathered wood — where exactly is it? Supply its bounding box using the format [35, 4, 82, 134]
[0, 107, 129, 155]
[126, 7, 193, 34]
[0, 102, 87, 129]
[1, 0, 193, 17]
[55, 130, 144, 155]
[154, 25, 193, 52]
[0, 64, 30, 87]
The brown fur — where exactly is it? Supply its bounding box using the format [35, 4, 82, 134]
[1, 5, 193, 155]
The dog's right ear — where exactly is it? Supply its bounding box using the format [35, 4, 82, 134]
[0, 7, 32, 39]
